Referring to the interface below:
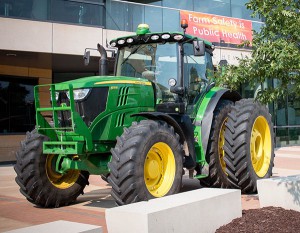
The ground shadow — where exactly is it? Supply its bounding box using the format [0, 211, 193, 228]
[77, 188, 116, 209]
[277, 176, 300, 207]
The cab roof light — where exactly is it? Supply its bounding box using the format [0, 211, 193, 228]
[181, 19, 188, 34]
[117, 39, 125, 45]
[161, 34, 170, 39]
[173, 34, 184, 41]
[126, 38, 134, 43]
[151, 35, 160, 40]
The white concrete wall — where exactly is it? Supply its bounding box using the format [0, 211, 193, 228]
[0, 18, 52, 53]
[106, 188, 242, 233]
[0, 18, 132, 56]
[257, 175, 300, 212]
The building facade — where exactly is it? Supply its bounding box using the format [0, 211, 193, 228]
[0, 0, 299, 161]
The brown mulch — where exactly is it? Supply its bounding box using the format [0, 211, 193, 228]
[216, 207, 300, 233]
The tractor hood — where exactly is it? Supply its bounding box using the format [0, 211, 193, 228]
[54, 76, 152, 90]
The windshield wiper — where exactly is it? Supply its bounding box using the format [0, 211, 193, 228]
[121, 45, 143, 66]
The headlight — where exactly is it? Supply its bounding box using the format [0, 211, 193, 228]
[66, 88, 91, 100]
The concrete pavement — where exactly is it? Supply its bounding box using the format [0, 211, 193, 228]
[0, 146, 299, 232]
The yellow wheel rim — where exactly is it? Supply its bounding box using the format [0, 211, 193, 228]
[250, 116, 272, 177]
[144, 142, 176, 197]
[46, 155, 80, 189]
[218, 118, 227, 174]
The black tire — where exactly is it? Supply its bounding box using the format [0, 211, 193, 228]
[224, 99, 275, 193]
[200, 100, 233, 188]
[108, 120, 184, 205]
[14, 130, 89, 208]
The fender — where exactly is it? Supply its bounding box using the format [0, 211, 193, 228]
[194, 87, 241, 162]
[132, 112, 197, 170]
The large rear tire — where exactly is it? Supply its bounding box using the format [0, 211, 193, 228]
[108, 120, 184, 205]
[224, 99, 274, 193]
[200, 100, 233, 188]
[14, 130, 89, 207]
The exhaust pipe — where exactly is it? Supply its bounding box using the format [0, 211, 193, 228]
[97, 43, 108, 76]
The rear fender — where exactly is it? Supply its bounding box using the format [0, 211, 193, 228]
[194, 88, 241, 162]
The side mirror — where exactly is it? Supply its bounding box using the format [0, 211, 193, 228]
[83, 50, 90, 66]
[193, 40, 205, 56]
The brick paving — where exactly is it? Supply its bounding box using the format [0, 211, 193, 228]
[0, 147, 299, 232]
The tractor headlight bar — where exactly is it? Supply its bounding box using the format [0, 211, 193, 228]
[66, 88, 91, 101]
[173, 34, 184, 41]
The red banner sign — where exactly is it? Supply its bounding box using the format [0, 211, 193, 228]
[180, 11, 253, 44]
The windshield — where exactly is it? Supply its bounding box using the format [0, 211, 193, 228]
[116, 43, 179, 103]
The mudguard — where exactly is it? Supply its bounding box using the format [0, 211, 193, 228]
[194, 87, 241, 162]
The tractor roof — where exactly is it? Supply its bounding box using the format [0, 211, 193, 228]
[109, 24, 212, 49]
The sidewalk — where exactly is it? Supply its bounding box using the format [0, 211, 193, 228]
[0, 147, 299, 232]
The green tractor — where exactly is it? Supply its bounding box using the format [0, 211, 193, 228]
[15, 23, 274, 207]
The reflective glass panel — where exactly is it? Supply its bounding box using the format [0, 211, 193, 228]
[125, 0, 162, 6]
[51, 0, 104, 26]
[231, 0, 260, 21]
[194, 0, 231, 17]
[0, 76, 37, 134]
[275, 128, 289, 147]
[163, 8, 180, 32]
[163, 0, 193, 11]
[106, 1, 126, 30]
[289, 128, 300, 146]
[145, 5, 162, 32]
[0, 0, 48, 20]
[288, 93, 300, 126]
[127, 4, 145, 32]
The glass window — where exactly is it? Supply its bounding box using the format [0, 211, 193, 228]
[51, 0, 104, 26]
[145, 5, 162, 32]
[288, 93, 300, 126]
[231, 0, 260, 21]
[125, 0, 162, 6]
[127, 3, 145, 32]
[275, 97, 288, 126]
[183, 43, 211, 105]
[163, 0, 193, 11]
[0, 76, 37, 134]
[252, 22, 264, 33]
[194, 0, 231, 17]
[289, 128, 300, 146]
[0, 0, 37, 19]
[163, 8, 180, 32]
[106, 1, 127, 30]
[275, 128, 289, 147]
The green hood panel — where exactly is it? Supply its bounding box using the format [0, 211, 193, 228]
[55, 76, 152, 90]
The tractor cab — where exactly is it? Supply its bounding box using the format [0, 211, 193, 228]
[109, 23, 215, 116]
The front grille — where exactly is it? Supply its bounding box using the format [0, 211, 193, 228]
[57, 87, 109, 127]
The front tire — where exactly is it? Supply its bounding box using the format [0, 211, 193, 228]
[224, 99, 274, 193]
[14, 130, 89, 208]
[108, 120, 183, 205]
